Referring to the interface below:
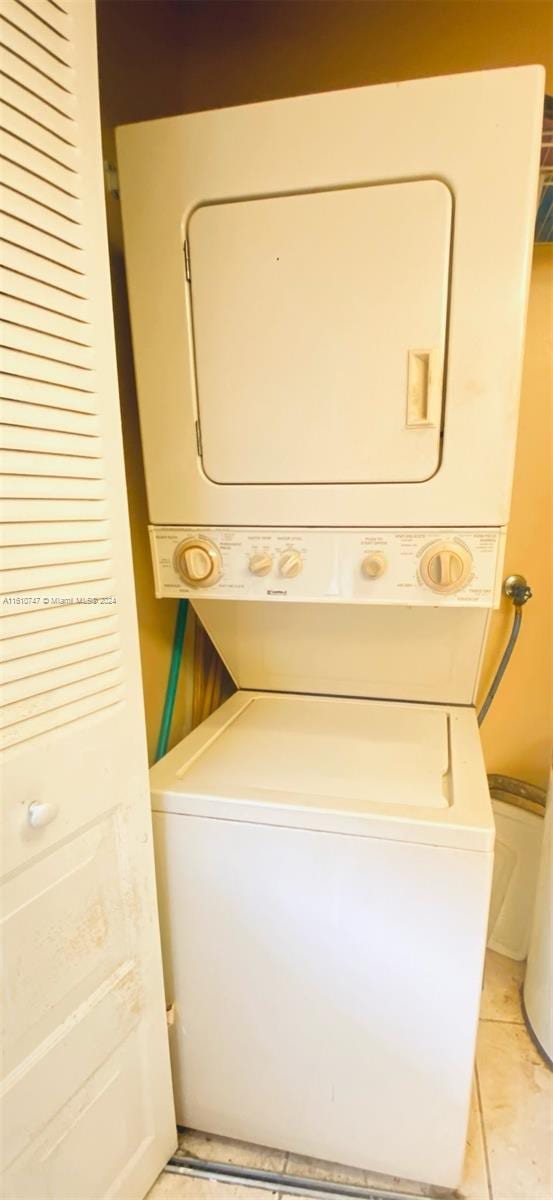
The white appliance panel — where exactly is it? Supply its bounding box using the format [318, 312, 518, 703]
[151, 692, 494, 1187]
[193, 602, 489, 705]
[117, 67, 543, 528]
[154, 812, 491, 1189]
[150, 525, 505, 607]
[189, 181, 451, 485]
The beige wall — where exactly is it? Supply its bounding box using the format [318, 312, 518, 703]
[98, 0, 552, 782]
[479, 245, 552, 787]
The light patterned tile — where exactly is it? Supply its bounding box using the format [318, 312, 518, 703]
[458, 1085, 490, 1200]
[480, 950, 525, 1024]
[146, 1169, 278, 1198]
[477, 1020, 553, 1200]
[177, 1128, 286, 1172]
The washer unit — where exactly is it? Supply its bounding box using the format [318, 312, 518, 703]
[151, 692, 493, 1190]
[117, 67, 544, 1192]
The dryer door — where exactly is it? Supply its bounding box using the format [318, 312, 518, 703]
[189, 180, 451, 486]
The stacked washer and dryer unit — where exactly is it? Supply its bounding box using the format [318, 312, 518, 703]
[117, 68, 543, 1191]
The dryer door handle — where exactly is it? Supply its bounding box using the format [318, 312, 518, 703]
[406, 347, 443, 429]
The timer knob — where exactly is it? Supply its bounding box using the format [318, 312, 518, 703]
[173, 537, 222, 587]
[420, 541, 472, 594]
[279, 550, 303, 579]
[361, 552, 387, 580]
[249, 552, 273, 577]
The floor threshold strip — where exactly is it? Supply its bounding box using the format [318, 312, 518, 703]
[166, 1155, 442, 1200]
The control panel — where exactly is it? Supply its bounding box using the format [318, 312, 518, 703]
[150, 527, 506, 607]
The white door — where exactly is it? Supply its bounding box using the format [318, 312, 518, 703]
[189, 180, 451, 485]
[0, 2, 176, 1197]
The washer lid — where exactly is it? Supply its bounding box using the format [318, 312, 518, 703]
[180, 694, 449, 809]
[151, 692, 494, 851]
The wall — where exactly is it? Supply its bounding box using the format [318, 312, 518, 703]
[97, 0, 552, 783]
[479, 245, 552, 787]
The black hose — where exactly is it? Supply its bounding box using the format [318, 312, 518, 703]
[478, 606, 523, 727]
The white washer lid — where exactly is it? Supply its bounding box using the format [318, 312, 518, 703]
[180, 694, 449, 811]
[151, 692, 494, 851]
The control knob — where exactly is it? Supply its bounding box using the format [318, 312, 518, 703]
[420, 541, 472, 593]
[279, 550, 303, 579]
[173, 537, 222, 587]
[249, 552, 273, 577]
[361, 552, 387, 580]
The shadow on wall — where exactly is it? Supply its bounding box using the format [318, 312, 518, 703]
[107, 250, 193, 761]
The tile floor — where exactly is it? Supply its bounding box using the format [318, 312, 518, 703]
[147, 951, 552, 1200]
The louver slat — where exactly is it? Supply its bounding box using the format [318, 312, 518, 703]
[0, 612, 117, 659]
[0, 648, 121, 704]
[0, 0, 125, 748]
[0, 125, 77, 190]
[2, 538, 110, 567]
[0, 420, 100, 455]
[0, 374, 96, 411]
[0, 400, 96, 435]
[0, 157, 80, 223]
[1, 473, 105, 497]
[0, 518, 108, 545]
[0, 648, 121, 705]
[0, 451, 103, 480]
[0, 98, 78, 171]
[0, 296, 90, 345]
[2, 0, 71, 57]
[0, 61, 74, 132]
[0, 590, 114, 638]
[0, 72, 75, 145]
[0, 630, 119, 682]
[0, 675, 124, 749]
[0, 183, 81, 245]
[1, 557, 113, 592]
[0, 233, 85, 290]
[0, 346, 92, 390]
[15, 0, 71, 37]
[0, 13, 73, 94]
[0, 686, 124, 750]
[1, 497, 108, 519]
[0, 211, 84, 272]
[0, 323, 93, 371]
[0, 265, 87, 322]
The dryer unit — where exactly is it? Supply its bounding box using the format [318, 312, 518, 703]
[117, 66, 543, 533]
[117, 66, 543, 1194]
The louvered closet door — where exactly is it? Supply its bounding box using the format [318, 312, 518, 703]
[0, 2, 176, 1197]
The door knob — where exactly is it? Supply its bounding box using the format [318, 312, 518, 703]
[27, 801, 59, 829]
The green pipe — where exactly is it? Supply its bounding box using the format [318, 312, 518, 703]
[155, 598, 189, 762]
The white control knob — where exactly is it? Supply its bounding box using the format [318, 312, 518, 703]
[27, 801, 58, 829]
[249, 552, 273, 577]
[361, 552, 387, 580]
[279, 550, 303, 579]
[420, 541, 472, 594]
[173, 537, 222, 587]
